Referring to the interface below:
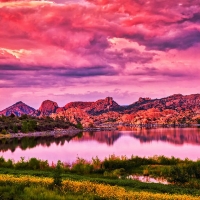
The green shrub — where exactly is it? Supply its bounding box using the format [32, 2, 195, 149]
[4, 159, 13, 168]
[71, 158, 93, 174]
[53, 161, 63, 186]
[76, 122, 83, 130]
[15, 157, 28, 169]
[1, 129, 7, 135]
[0, 156, 5, 167]
[28, 158, 40, 170]
[169, 165, 189, 183]
[21, 121, 28, 133]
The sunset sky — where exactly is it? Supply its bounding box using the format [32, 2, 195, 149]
[0, 0, 200, 110]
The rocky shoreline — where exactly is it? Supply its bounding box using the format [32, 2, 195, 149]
[0, 127, 81, 139]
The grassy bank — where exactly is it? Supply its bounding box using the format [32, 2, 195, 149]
[1, 155, 200, 185]
[0, 155, 200, 199]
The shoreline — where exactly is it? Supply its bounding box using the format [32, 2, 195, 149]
[0, 127, 81, 139]
[0, 124, 199, 139]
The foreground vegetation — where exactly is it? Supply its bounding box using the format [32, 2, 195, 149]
[2, 154, 200, 184]
[0, 174, 200, 200]
[0, 155, 200, 199]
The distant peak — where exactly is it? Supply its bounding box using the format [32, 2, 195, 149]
[0, 101, 35, 117]
[16, 101, 24, 104]
[42, 100, 56, 103]
[39, 100, 58, 108]
[105, 97, 113, 101]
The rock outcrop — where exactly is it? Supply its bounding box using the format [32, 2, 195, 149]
[37, 100, 59, 116]
[63, 97, 121, 115]
[126, 94, 200, 113]
[118, 94, 200, 125]
[64, 102, 93, 110]
[51, 107, 93, 127]
[0, 101, 35, 117]
[85, 97, 121, 115]
[2, 94, 200, 127]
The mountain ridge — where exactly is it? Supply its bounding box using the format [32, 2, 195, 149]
[1, 93, 200, 127]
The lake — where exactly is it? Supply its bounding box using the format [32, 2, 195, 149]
[1, 127, 200, 163]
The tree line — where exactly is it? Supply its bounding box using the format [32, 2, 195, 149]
[0, 114, 80, 134]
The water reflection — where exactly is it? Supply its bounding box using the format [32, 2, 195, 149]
[0, 128, 200, 153]
[121, 127, 200, 146]
[1, 128, 200, 162]
[0, 131, 122, 152]
[72, 131, 122, 146]
[0, 135, 76, 153]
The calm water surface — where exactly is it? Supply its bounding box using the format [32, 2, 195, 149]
[1, 127, 200, 163]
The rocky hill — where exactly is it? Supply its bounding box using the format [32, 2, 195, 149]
[0, 101, 35, 117]
[125, 94, 200, 113]
[64, 102, 93, 110]
[35, 100, 59, 116]
[1, 94, 200, 127]
[85, 97, 121, 115]
[63, 97, 121, 115]
[116, 94, 200, 125]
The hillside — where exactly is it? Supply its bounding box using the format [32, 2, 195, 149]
[0, 101, 35, 117]
[1, 94, 200, 127]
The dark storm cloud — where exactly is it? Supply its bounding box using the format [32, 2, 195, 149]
[55, 65, 118, 77]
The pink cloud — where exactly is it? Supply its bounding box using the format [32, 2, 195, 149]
[0, 0, 200, 108]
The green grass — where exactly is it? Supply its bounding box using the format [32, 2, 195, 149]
[1, 155, 200, 199]
[0, 167, 200, 196]
[0, 184, 102, 200]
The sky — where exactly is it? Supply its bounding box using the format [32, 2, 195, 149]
[0, 0, 200, 110]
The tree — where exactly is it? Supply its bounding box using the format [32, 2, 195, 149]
[53, 160, 63, 186]
[76, 121, 83, 129]
[21, 121, 28, 133]
[28, 120, 37, 132]
[9, 113, 15, 118]
[13, 125, 18, 133]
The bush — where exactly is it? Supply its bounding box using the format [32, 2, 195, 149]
[169, 166, 189, 183]
[71, 158, 93, 174]
[28, 158, 41, 170]
[76, 122, 83, 130]
[39, 160, 49, 170]
[15, 157, 28, 169]
[0, 156, 5, 167]
[1, 129, 7, 135]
